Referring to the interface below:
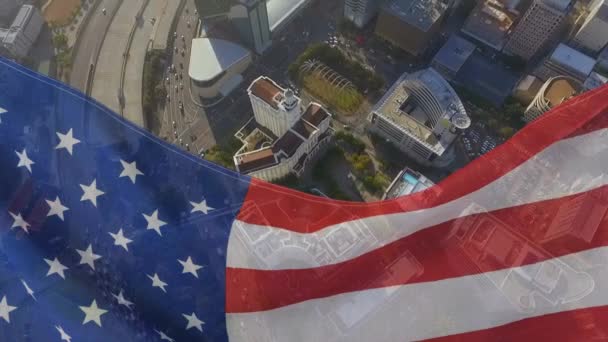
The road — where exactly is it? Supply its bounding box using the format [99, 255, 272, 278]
[69, 0, 121, 93]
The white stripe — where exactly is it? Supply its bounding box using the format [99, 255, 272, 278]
[228, 128, 608, 270]
[227, 246, 605, 341]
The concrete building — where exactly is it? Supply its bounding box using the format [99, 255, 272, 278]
[572, 0, 608, 54]
[228, 0, 272, 55]
[344, 0, 381, 28]
[513, 74, 544, 105]
[534, 43, 596, 82]
[368, 68, 471, 166]
[0, 5, 43, 59]
[0, 0, 23, 25]
[382, 168, 434, 200]
[431, 34, 475, 80]
[503, 0, 571, 60]
[233, 76, 332, 181]
[598, 45, 608, 70]
[375, 0, 448, 57]
[188, 38, 252, 100]
[524, 76, 582, 122]
[462, 0, 521, 50]
[583, 71, 608, 90]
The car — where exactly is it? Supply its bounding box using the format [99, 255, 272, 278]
[181, 35, 185, 41]
[179, 83, 183, 90]
[179, 102, 183, 110]
[174, 46, 178, 53]
[180, 62, 183, 69]
[102, 8, 106, 14]
[166, 95, 170, 102]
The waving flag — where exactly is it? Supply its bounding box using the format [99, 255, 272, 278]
[1, 57, 608, 342]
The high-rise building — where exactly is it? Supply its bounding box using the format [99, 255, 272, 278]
[344, 0, 381, 28]
[461, 0, 521, 50]
[375, 0, 448, 57]
[382, 168, 434, 199]
[572, 0, 608, 54]
[503, 0, 571, 60]
[368, 68, 470, 165]
[524, 76, 581, 122]
[0, 5, 43, 59]
[228, 0, 272, 54]
[534, 43, 596, 82]
[233, 77, 333, 180]
[0, 0, 23, 25]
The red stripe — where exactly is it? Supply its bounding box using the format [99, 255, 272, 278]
[423, 305, 608, 342]
[236, 85, 608, 233]
[226, 185, 608, 313]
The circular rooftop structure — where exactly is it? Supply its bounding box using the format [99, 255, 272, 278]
[188, 38, 251, 84]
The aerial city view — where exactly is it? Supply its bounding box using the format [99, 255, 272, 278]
[1, 0, 606, 201]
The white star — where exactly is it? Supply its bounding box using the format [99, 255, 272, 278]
[109, 228, 133, 251]
[0, 107, 6, 124]
[55, 128, 81, 155]
[20, 279, 36, 301]
[46, 196, 69, 220]
[15, 149, 34, 173]
[143, 210, 167, 236]
[79, 179, 104, 207]
[79, 299, 108, 327]
[112, 290, 134, 308]
[190, 199, 214, 214]
[0, 296, 17, 323]
[155, 330, 174, 342]
[76, 244, 102, 270]
[55, 325, 72, 342]
[178, 256, 203, 278]
[182, 312, 205, 332]
[147, 273, 168, 293]
[119, 159, 144, 184]
[9, 211, 30, 233]
[44, 257, 69, 279]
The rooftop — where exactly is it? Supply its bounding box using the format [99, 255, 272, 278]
[248, 77, 284, 109]
[188, 38, 250, 82]
[383, 0, 447, 31]
[384, 168, 435, 200]
[584, 72, 608, 90]
[461, 0, 517, 50]
[3, 5, 37, 44]
[273, 130, 304, 157]
[544, 77, 582, 107]
[542, 0, 571, 12]
[301, 103, 330, 127]
[432, 35, 476, 73]
[549, 44, 595, 77]
[237, 149, 277, 173]
[267, 0, 312, 32]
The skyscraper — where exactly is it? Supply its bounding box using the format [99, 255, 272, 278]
[572, 0, 608, 54]
[228, 0, 272, 54]
[503, 0, 571, 60]
[344, 0, 381, 28]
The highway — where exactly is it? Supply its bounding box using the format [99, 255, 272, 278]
[69, 0, 121, 93]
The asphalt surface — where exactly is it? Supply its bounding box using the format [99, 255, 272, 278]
[69, 0, 121, 92]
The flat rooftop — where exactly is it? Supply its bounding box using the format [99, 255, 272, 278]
[542, 0, 571, 11]
[188, 38, 250, 82]
[549, 43, 595, 77]
[462, 0, 516, 50]
[384, 168, 435, 199]
[433, 35, 476, 73]
[544, 78, 581, 107]
[267, 0, 312, 32]
[383, 0, 447, 31]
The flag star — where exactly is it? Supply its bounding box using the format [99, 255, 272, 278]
[190, 199, 214, 214]
[182, 312, 205, 332]
[46, 196, 69, 220]
[155, 330, 174, 342]
[55, 325, 72, 342]
[0, 296, 17, 323]
[15, 149, 34, 173]
[79, 179, 104, 207]
[119, 159, 144, 184]
[147, 273, 168, 293]
[143, 210, 167, 236]
[0, 107, 6, 124]
[178, 256, 203, 278]
[109, 228, 132, 251]
[76, 244, 102, 270]
[79, 299, 108, 327]
[9, 211, 30, 233]
[44, 257, 69, 279]
[55, 128, 80, 155]
[112, 290, 134, 308]
[20, 279, 36, 301]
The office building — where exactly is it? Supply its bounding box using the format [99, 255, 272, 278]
[375, 0, 448, 57]
[524, 76, 582, 122]
[368, 68, 470, 166]
[583, 71, 608, 90]
[503, 0, 571, 60]
[597, 45, 608, 70]
[534, 43, 596, 82]
[382, 168, 434, 200]
[513, 74, 544, 105]
[344, 0, 381, 28]
[461, 0, 521, 50]
[228, 0, 272, 54]
[233, 76, 332, 180]
[0, 5, 43, 59]
[0, 0, 23, 25]
[431, 34, 475, 80]
[572, 0, 608, 54]
[188, 38, 252, 100]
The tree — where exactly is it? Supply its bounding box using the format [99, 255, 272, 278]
[52, 33, 68, 50]
[499, 126, 515, 139]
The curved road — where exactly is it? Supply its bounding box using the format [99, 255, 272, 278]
[69, 0, 122, 92]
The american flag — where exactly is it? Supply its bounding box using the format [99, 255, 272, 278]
[0, 57, 608, 342]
